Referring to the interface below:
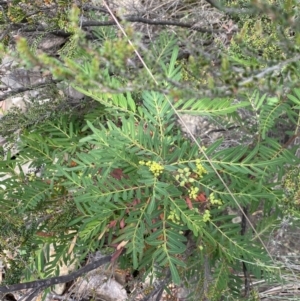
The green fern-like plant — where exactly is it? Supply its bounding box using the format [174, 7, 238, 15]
[1, 46, 298, 299]
[1, 6, 300, 300]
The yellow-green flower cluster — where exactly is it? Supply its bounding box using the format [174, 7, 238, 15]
[188, 186, 199, 200]
[28, 173, 36, 182]
[209, 193, 223, 207]
[196, 159, 207, 178]
[167, 211, 181, 224]
[203, 210, 211, 222]
[139, 160, 164, 177]
[175, 167, 195, 186]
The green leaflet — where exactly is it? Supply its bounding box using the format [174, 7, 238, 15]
[175, 98, 250, 115]
[150, 31, 179, 70]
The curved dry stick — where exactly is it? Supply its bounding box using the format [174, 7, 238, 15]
[14, 18, 225, 35]
[0, 80, 61, 102]
[81, 17, 224, 34]
[0, 254, 112, 294]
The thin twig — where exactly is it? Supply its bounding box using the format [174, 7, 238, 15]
[239, 55, 300, 87]
[0, 80, 61, 102]
[0, 255, 112, 294]
[13, 18, 225, 35]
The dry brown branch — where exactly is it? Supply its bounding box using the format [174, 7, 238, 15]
[0, 254, 112, 299]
